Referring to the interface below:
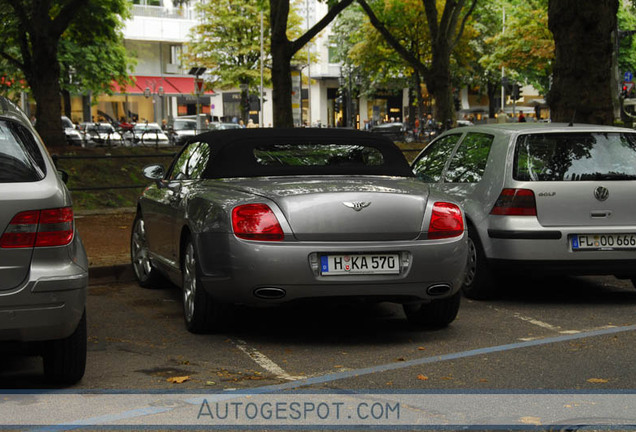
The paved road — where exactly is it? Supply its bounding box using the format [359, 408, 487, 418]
[3, 274, 636, 393]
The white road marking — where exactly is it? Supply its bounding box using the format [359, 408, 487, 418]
[232, 339, 304, 381]
[488, 305, 619, 339]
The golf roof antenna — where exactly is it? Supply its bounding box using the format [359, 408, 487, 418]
[568, 109, 576, 127]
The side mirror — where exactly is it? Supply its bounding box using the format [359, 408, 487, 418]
[142, 164, 165, 182]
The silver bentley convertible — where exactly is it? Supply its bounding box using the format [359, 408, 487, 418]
[131, 128, 467, 333]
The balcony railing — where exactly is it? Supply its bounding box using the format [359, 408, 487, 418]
[131, 4, 196, 20]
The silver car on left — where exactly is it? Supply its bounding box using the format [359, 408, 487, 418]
[0, 98, 88, 384]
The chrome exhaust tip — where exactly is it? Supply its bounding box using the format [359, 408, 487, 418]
[253, 287, 286, 299]
[426, 283, 452, 296]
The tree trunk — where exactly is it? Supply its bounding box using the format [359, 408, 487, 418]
[30, 36, 66, 149]
[426, 44, 454, 127]
[548, 0, 618, 125]
[271, 44, 294, 128]
[270, 0, 293, 128]
[487, 80, 498, 119]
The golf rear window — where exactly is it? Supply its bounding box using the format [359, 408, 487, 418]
[0, 120, 45, 183]
[514, 132, 636, 181]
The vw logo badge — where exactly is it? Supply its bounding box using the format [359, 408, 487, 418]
[594, 186, 609, 202]
[342, 201, 371, 212]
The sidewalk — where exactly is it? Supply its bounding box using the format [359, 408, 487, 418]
[75, 208, 136, 285]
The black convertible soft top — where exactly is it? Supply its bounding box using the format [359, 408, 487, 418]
[190, 128, 414, 179]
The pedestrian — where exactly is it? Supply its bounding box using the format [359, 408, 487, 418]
[497, 109, 507, 123]
[518, 110, 526, 123]
[246, 118, 257, 128]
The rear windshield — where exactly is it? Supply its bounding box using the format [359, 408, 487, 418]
[514, 132, 636, 181]
[0, 120, 45, 182]
[203, 136, 413, 178]
[173, 120, 196, 130]
[254, 144, 384, 168]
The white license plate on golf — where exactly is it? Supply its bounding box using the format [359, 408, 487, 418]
[320, 254, 400, 275]
[572, 234, 636, 250]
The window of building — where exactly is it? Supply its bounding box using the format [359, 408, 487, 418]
[328, 36, 338, 64]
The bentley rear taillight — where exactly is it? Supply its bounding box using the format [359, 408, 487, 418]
[232, 204, 284, 241]
[428, 202, 464, 240]
[0, 207, 74, 248]
[490, 188, 537, 216]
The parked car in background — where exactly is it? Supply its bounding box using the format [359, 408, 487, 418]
[82, 122, 124, 147]
[0, 97, 88, 384]
[169, 118, 198, 146]
[209, 122, 243, 130]
[127, 122, 171, 147]
[132, 128, 467, 333]
[412, 123, 636, 299]
[371, 122, 413, 143]
[61, 116, 82, 146]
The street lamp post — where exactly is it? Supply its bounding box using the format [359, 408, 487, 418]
[188, 67, 207, 131]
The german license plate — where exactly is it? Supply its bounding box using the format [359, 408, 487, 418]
[572, 234, 636, 250]
[320, 254, 400, 275]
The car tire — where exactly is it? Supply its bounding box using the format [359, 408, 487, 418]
[403, 292, 461, 328]
[461, 226, 499, 300]
[42, 310, 87, 385]
[131, 213, 162, 288]
[182, 238, 225, 334]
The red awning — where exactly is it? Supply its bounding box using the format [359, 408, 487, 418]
[111, 75, 214, 96]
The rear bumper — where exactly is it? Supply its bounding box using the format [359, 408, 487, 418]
[196, 233, 468, 306]
[489, 258, 636, 276]
[482, 224, 636, 276]
[0, 237, 88, 342]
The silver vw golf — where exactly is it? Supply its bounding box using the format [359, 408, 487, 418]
[412, 123, 636, 299]
[132, 128, 467, 333]
[0, 98, 88, 383]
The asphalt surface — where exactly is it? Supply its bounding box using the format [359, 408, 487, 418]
[3, 273, 636, 392]
[3, 211, 636, 429]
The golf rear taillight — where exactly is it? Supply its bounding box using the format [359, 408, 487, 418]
[490, 188, 537, 216]
[232, 204, 284, 241]
[428, 202, 464, 239]
[0, 207, 74, 248]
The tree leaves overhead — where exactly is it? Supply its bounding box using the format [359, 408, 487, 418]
[0, 0, 132, 148]
[185, 0, 271, 92]
[481, 0, 553, 94]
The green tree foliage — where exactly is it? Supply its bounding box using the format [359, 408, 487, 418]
[465, 1, 507, 118]
[270, 0, 355, 127]
[357, 0, 478, 124]
[618, 0, 636, 75]
[481, 0, 553, 95]
[331, 4, 410, 99]
[0, 0, 132, 148]
[186, 0, 270, 122]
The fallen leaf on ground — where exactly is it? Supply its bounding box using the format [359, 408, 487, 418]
[587, 378, 609, 383]
[167, 376, 190, 384]
[417, 374, 428, 381]
[417, 347, 426, 351]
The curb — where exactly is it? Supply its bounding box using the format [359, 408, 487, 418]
[76, 207, 136, 217]
[89, 263, 136, 286]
